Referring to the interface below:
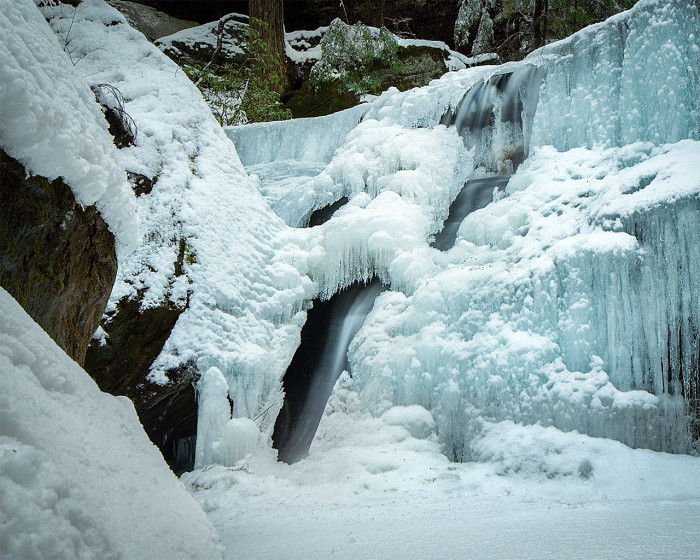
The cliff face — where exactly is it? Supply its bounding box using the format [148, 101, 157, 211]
[0, 146, 196, 471]
[124, 0, 460, 46]
[0, 149, 117, 367]
[84, 293, 197, 474]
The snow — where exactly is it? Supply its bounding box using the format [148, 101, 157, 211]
[156, 13, 248, 61]
[0, 287, 223, 560]
[39, 0, 313, 463]
[183, 372, 700, 559]
[0, 0, 137, 250]
[5, 0, 700, 557]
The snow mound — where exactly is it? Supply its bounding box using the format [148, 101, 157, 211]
[39, 0, 314, 463]
[0, 0, 137, 250]
[0, 287, 223, 560]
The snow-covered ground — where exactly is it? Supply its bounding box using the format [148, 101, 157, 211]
[0, 285, 223, 559]
[183, 373, 700, 559]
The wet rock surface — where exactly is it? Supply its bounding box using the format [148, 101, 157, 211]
[85, 295, 197, 472]
[0, 149, 117, 367]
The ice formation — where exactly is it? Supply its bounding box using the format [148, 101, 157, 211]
[0, 287, 223, 559]
[227, 0, 700, 461]
[22, 0, 699, 472]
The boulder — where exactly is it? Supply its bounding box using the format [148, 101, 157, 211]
[106, 0, 198, 41]
[0, 149, 117, 367]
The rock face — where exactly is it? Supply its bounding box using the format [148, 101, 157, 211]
[285, 0, 459, 45]
[129, 0, 460, 45]
[106, 0, 199, 41]
[0, 149, 117, 367]
[84, 292, 197, 473]
[285, 43, 455, 118]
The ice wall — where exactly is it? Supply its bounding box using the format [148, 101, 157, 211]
[528, 0, 700, 150]
[349, 141, 700, 458]
[226, 104, 368, 167]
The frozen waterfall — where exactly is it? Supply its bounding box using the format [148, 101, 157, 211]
[274, 280, 385, 463]
[206, 0, 700, 468]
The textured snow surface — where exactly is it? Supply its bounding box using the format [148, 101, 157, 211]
[0, 0, 137, 250]
[156, 13, 247, 59]
[184, 373, 700, 560]
[0, 288, 223, 560]
[39, 0, 313, 462]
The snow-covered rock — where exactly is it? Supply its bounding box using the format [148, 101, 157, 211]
[38, 0, 312, 465]
[0, 287, 223, 560]
[0, 0, 137, 251]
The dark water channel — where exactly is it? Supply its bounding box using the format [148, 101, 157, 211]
[431, 176, 510, 251]
[273, 280, 385, 463]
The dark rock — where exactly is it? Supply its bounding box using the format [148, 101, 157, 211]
[308, 196, 349, 227]
[105, 0, 198, 41]
[0, 149, 117, 367]
[91, 84, 138, 149]
[126, 0, 460, 46]
[128, 0, 248, 25]
[284, 79, 358, 119]
[84, 294, 197, 472]
[128, 172, 156, 197]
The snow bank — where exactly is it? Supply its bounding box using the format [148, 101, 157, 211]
[39, 0, 312, 463]
[0, 287, 222, 560]
[0, 0, 137, 250]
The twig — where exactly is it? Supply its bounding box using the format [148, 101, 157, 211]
[196, 15, 240, 85]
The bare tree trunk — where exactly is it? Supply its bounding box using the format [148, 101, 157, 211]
[249, 0, 288, 93]
[533, 0, 544, 47]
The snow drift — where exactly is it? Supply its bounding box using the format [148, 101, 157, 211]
[0, 287, 223, 560]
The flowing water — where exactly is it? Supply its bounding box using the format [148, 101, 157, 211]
[274, 280, 385, 463]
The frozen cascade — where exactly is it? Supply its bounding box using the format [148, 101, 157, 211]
[226, 105, 368, 227]
[274, 280, 385, 463]
[442, 65, 544, 174]
[432, 176, 510, 251]
[527, 0, 700, 150]
[200, 0, 700, 467]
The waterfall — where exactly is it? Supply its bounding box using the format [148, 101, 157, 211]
[274, 280, 385, 463]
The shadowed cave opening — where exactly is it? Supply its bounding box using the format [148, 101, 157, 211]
[273, 279, 384, 463]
